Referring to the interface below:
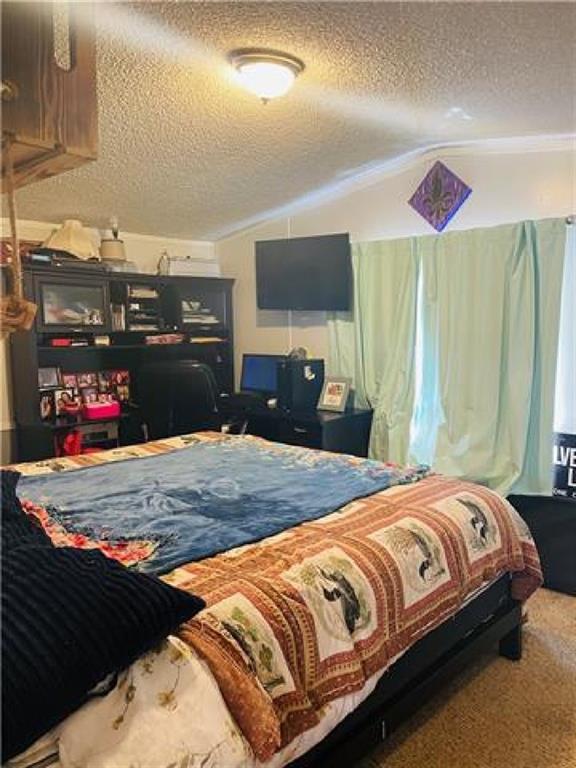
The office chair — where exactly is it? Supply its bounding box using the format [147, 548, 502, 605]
[138, 360, 245, 441]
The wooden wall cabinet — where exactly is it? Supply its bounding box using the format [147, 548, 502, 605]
[1, 1, 97, 189]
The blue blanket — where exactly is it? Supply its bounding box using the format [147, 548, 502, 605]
[19, 436, 429, 574]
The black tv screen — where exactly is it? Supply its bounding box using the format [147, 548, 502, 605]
[255, 233, 351, 311]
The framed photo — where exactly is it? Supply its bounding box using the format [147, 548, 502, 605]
[54, 388, 80, 416]
[116, 384, 130, 403]
[98, 391, 117, 404]
[317, 377, 351, 413]
[76, 371, 98, 388]
[61, 372, 78, 389]
[38, 367, 60, 389]
[40, 282, 106, 327]
[98, 370, 113, 392]
[111, 369, 130, 386]
[98, 371, 110, 392]
[80, 386, 98, 404]
[39, 390, 56, 421]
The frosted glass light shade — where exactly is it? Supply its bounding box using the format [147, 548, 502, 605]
[235, 61, 297, 100]
[43, 219, 97, 260]
[229, 49, 304, 102]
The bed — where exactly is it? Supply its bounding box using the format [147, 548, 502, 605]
[6, 432, 542, 768]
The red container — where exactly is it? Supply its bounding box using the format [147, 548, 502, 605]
[83, 401, 120, 420]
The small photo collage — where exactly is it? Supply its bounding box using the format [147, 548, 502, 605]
[37, 367, 130, 419]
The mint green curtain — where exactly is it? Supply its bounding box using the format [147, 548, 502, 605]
[328, 218, 566, 495]
[513, 219, 567, 494]
[328, 239, 419, 463]
[410, 219, 566, 495]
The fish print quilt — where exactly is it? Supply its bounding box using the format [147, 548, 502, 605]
[14, 432, 429, 574]
[169, 475, 541, 760]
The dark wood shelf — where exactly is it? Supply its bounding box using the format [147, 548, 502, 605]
[38, 345, 103, 352]
[38, 340, 228, 352]
[46, 412, 131, 430]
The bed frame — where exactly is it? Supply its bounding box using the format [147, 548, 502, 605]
[290, 576, 521, 767]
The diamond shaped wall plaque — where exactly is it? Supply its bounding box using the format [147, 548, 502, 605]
[408, 161, 472, 232]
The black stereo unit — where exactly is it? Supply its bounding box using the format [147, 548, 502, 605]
[277, 359, 325, 413]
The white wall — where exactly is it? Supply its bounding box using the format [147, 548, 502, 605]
[0, 218, 216, 274]
[2, 142, 573, 462]
[217, 143, 575, 386]
[0, 219, 216, 462]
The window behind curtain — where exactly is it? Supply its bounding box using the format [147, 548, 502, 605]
[553, 223, 576, 499]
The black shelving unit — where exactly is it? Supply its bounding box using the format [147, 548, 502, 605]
[10, 262, 234, 462]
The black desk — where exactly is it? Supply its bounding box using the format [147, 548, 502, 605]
[243, 407, 373, 458]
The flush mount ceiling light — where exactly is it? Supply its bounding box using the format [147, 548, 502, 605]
[229, 48, 305, 103]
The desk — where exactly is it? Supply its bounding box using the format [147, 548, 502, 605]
[243, 408, 373, 458]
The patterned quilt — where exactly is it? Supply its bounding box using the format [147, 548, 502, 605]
[12, 434, 542, 763]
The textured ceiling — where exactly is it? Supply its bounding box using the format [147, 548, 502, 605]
[10, 1, 576, 240]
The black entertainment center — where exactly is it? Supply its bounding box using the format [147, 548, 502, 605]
[10, 261, 234, 462]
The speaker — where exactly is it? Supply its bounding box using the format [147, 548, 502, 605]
[277, 359, 325, 413]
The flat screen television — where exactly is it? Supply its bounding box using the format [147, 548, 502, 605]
[255, 233, 351, 311]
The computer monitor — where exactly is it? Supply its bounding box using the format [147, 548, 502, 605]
[240, 354, 285, 395]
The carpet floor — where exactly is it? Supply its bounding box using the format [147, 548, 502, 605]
[358, 588, 576, 768]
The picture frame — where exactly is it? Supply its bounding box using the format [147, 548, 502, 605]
[38, 367, 60, 389]
[61, 373, 78, 389]
[98, 391, 117, 404]
[116, 384, 130, 402]
[111, 370, 130, 386]
[54, 388, 81, 416]
[76, 371, 98, 388]
[40, 282, 106, 327]
[80, 386, 99, 404]
[98, 370, 113, 392]
[39, 390, 56, 421]
[317, 377, 351, 413]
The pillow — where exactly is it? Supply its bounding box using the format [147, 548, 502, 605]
[1, 545, 205, 761]
[1, 469, 53, 551]
[1, 469, 25, 524]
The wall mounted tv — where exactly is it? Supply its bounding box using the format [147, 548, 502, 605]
[255, 233, 351, 311]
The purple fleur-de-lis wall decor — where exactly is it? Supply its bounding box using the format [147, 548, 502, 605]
[408, 161, 472, 232]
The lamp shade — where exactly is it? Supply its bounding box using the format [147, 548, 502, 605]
[100, 239, 126, 261]
[43, 220, 97, 260]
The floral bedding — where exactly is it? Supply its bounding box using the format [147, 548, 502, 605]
[11, 434, 542, 766]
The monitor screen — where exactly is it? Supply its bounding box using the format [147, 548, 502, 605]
[255, 233, 351, 311]
[241, 354, 285, 394]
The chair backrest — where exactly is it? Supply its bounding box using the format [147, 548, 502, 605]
[138, 360, 222, 440]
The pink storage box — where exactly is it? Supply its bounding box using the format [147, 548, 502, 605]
[83, 401, 120, 420]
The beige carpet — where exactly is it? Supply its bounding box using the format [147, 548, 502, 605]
[357, 589, 576, 768]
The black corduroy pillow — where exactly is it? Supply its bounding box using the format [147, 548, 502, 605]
[1, 469, 53, 551]
[1, 469, 23, 522]
[1, 545, 205, 761]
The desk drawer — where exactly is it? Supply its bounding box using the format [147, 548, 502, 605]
[278, 420, 322, 449]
